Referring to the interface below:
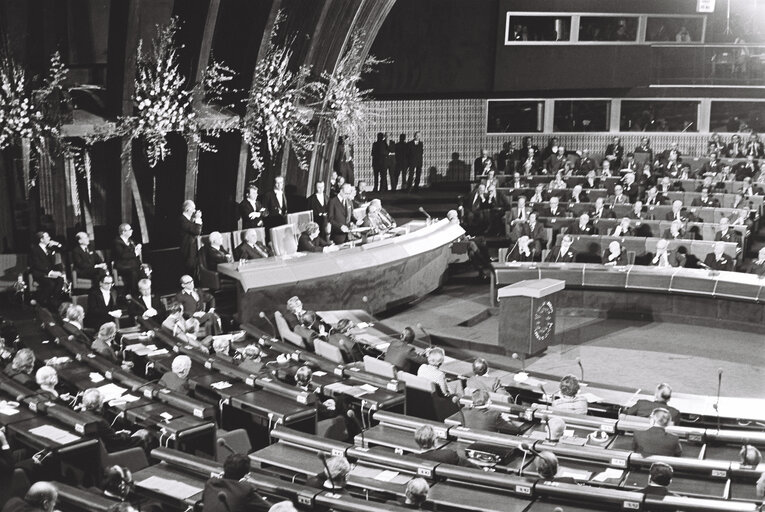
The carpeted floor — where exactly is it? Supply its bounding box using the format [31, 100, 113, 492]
[379, 271, 765, 399]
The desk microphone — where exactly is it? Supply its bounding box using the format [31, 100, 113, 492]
[361, 296, 369, 313]
[512, 352, 525, 372]
[259, 312, 277, 338]
[452, 395, 466, 426]
[347, 409, 365, 447]
[317, 451, 336, 490]
[576, 357, 584, 383]
[132, 379, 160, 394]
[217, 491, 232, 512]
[418, 207, 432, 221]
[416, 323, 432, 349]
[713, 368, 723, 431]
[217, 438, 235, 455]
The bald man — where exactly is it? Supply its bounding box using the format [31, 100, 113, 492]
[3, 481, 58, 512]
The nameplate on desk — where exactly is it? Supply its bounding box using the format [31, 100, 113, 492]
[209, 471, 223, 478]
[623, 501, 640, 510]
[600, 423, 615, 434]
[688, 433, 702, 442]
[711, 469, 727, 478]
[298, 495, 312, 506]
[143, 389, 154, 399]
[193, 408, 204, 418]
[332, 448, 344, 457]
[28, 402, 37, 412]
[297, 394, 307, 405]
[245, 377, 255, 386]
[417, 467, 432, 477]
[394, 447, 404, 455]
[386, 382, 398, 392]
[515, 485, 531, 495]
[204, 360, 213, 369]
[334, 367, 344, 376]
[610, 458, 627, 467]
[434, 427, 447, 439]
[74, 423, 84, 434]
[104, 371, 112, 380]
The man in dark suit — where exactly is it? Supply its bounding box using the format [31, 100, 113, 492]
[202, 454, 269, 512]
[334, 135, 355, 185]
[634, 137, 653, 162]
[71, 232, 107, 283]
[384, 327, 426, 374]
[327, 184, 356, 244]
[546, 234, 577, 263]
[262, 176, 289, 229]
[308, 181, 329, 232]
[179, 200, 203, 277]
[703, 243, 734, 271]
[690, 187, 720, 207]
[461, 389, 522, 434]
[2, 481, 58, 512]
[577, 149, 597, 175]
[413, 425, 459, 465]
[113, 224, 143, 295]
[406, 131, 424, 192]
[544, 197, 567, 218]
[392, 133, 408, 191]
[515, 212, 547, 254]
[298, 222, 335, 253]
[158, 355, 192, 395]
[371, 132, 388, 192]
[700, 152, 722, 176]
[749, 247, 765, 277]
[570, 213, 596, 235]
[29, 231, 65, 308]
[643, 462, 677, 497]
[734, 155, 758, 181]
[127, 278, 165, 321]
[199, 231, 232, 271]
[85, 274, 121, 329]
[745, 133, 764, 158]
[238, 184, 266, 229]
[233, 229, 269, 261]
[474, 149, 494, 177]
[385, 133, 397, 191]
[174, 275, 220, 335]
[605, 136, 624, 170]
[714, 217, 738, 244]
[727, 134, 744, 158]
[624, 383, 680, 424]
[590, 198, 616, 220]
[631, 408, 682, 457]
[665, 200, 694, 223]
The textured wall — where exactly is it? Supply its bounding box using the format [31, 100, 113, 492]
[351, 99, 714, 188]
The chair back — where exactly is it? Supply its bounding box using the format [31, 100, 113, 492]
[215, 428, 252, 462]
[232, 228, 266, 248]
[270, 224, 299, 256]
[363, 355, 397, 379]
[396, 371, 437, 393]
[314, 338, 345, 364]
[274, 311, 306, 348]
[287, 211, 314, 234]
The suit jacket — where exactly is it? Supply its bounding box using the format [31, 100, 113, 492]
[297, 233, 326, 253]
[690, 196, 719, 207]
[128, 294, 166, 321]
[395, 141, 409, 169]
[327, 196, 353, 236]
[727, 142, 744, 158]
[652, 250, 685, 268]
[308, 193, 329, 226]
[29, 244, 57, 281]
[371, 140, 387, 168]
[71, 245, 104, 279]
[700, 160, 722, 176]
[408, 139, 424, 167]
[749, 260, 765, 277]
[602, 250, 627, 265]
[462, 406, 521, 434]
[233, 241, 269, 261]
[466, 374, 506, 394]
[631, 426, 682, 457]
[384, 340, 426, 374]
[505, 245, 535, 262]
[546, 247, 576, 263]
[745, 141, 764, 158]
[262, 190, 288, 225]
[113, 236, 140, 271]
[200, 244, 231, 270]
[238, 198, 266, 229]
[85, 288, 120, 329]
[624, 399, 680, 424]
[605, 143, 624, 166]
[417, 448, 460, 465]
[518, 222, 546, 245]
[590, 207, 616, 220]
[202, 477, 266, 512]
[570, 223, 596, 235]
[1, 497, 46, 512]
[664, 210, 694, 222]
[179, 215, 202, 271]
[174, 289, 215, 318]
[714, 229, 738, 244]
[158, 371, 190, 395]
[704, 253, 733, 271]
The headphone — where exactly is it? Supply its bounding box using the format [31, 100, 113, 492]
[105, 465, 134, 498]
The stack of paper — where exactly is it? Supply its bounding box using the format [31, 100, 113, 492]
[97, 383, 127, 402]
[137, 476, 202, 500]
[29, 425, 80, 445]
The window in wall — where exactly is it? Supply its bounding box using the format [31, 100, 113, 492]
[620, 100, 699, 132]
[710, 101, 765, 132]
[646, 17, 704, 42]
[506, 15, 571, 43]
[487, 101, 544, 133]
[578, 16, 639, 42]
[553, 100, 610, 132]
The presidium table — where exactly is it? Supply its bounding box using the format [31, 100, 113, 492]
[219, 219, 465, 325]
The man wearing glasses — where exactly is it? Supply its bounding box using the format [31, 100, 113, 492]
[173, 275, 221, 335]
[113, 224, 143, 295]
[85, 274, 122, 329]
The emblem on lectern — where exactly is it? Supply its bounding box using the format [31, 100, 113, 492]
[533, 301, 554, 341]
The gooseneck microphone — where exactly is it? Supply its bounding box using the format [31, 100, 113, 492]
[418, 207, 432, 220]
[259, 311, 277, 338]
[452, 395, 466, 426]
[347, 409, 365, 447]
[512, 352, 526, 372]
[416, 323, 432, 349]
[217, 438, 235, 454]
[576, 357, 584, 383]
[317, 451, 336, 490]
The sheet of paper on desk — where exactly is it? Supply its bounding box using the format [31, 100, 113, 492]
[346, 387, 369, 398]
[29, 425, 80, 444]
[592, 468, 624, 482]
[89, 372, 105, 383]
[360, 384, 378, 393]
[559, 468, 592, 481]
[375, 342, 390, 352]
[97, 383, 127, 402]
[581, 392, 603, 403]
[355, 322, 370, 330]
[313, 371, 327, 377]
[147, 348, 169, 357]
[324, 382, 353, 393]
[374, 470, 400, 482]
[137, 475, 202, 499]
[0, 405, 19, 416]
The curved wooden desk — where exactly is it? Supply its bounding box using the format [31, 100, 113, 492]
[219, 219, 465, 324]
[492, 263, 765, 332]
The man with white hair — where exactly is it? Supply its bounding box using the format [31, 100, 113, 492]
[570, 213, 595, 235]
[158, 355, 192, 395]
[651, 239, 684, 268]
[624, 383, 680, 424]
[602, 241, 626, 266]
[662, 220, 685, 240]
[200, 231, 233, 270]
[610, 217, 633, 237]
[703, 242, 733, 271]
[665, 200, 690, 222]
[570, 184, 588, 204]
[180, 199, 203, 275]
[233, 228, 269, 260]
[417, 347, 449, 396]
[128, 279, 165, 320]
[61, 304, 86, 338]
[714, 217, 738, 244]
[546, 234, 576, 263]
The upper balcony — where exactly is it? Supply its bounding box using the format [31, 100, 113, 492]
[651, 44, 765, 87]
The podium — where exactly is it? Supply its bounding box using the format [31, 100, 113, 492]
[498, 279, 565, 357]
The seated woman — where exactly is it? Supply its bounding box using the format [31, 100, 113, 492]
[551, 374, 588, 415]
[417, 347, 450, 396]
[602, 241, 626, 266]
[91, 322, 120, 362]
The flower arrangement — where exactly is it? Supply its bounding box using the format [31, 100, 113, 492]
[241, 12, 322, 173]
[90, 17, 239, 167]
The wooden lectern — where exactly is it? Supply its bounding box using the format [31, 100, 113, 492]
[498, 279, 565, 357]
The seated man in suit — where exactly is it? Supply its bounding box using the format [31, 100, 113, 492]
[513, 212, 547, 256]
[551, 374, 588, 415]
[703, 242, 734, 271]
[462, 389, 522, 434]
[570, 213, 596, 236]
[609, 184, 629, 206]
[233, 228, 269, 261]
[590, 197, 616, 220]
[466, 358, 508, 395]
[417, 347, 450, 396]
[544, 196, 567, 218]
[690, 187, 720, 207]
[384, 327, 426, 374]
[35, 366, 61, 401]
[602, 241, 626, 266]
[609, 217, 633, 237]
[546, 234, 576, 263]
[238, 344, 265, 374]
[327, 319, 364, 363]
[652, 239, 685, 268]
[749, 247, 765, 277]
[200, 231, 233, 270]
[534, 450, 576, 484]
[81, 388, 150, 453]
[85, 274, 122, 329]
[662, 220, 686, 240]
[174, 275, 221, 335]
[401, 478, 429, 509]
[127, 278, 165, 321]
[632, 408, 682, 457]
[643, 462, 677, 497]
[158, 355, 192, 395]
[545, 417, 567, 442]
[202, 454, 269, 512]
[505, 235, 536, 262]
[642, 186, 664, 207]
[306, 456, 351, 494]
[624, 383, 680, 424]
[569, 184, 589, 204]
[665, 200, 695, 223]
[413, 425, 460, 464]
[29, 231, 66, 308]
[714, 217, 738, 244]
[62, 304, 86, 338]
[293, 311, 320, 350]
[3, 482, 59, 512]
[71, 232, 108, 283]
[283, 296, 306, 330]
[3, 348, 36, 387]
[297, 222, 336, 253]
